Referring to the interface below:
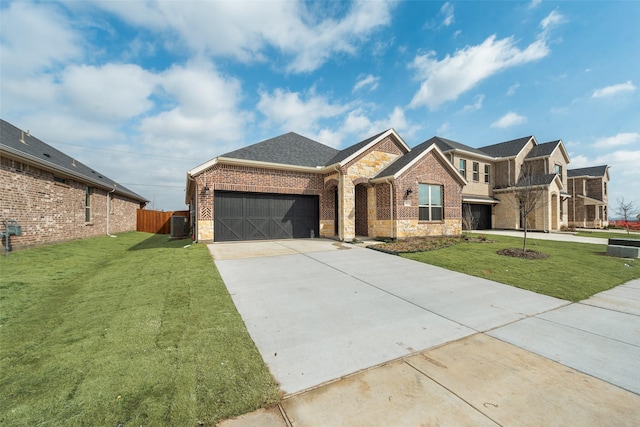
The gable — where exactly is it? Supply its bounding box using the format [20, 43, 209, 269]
[331, 128, 410, 167]
[372, 143, 467, 186]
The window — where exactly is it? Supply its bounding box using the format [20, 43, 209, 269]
[554, 164, 562, 180]
[418, 184, 443, 221]
[85, 186, 92, 222]
[472, 162, 479, 181]
[604, 182, 607, 196]
[54, 176, 66, 184]
[484, 164, 490, 183]
[459, 159, 466, 179]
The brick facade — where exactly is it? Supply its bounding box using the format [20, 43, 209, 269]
[1, 157, 140, 250]
[188, 132, 464, 242]
[190, 163, 327, 241]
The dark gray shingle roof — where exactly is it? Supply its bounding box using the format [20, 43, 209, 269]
[431, 136, 491, 158]
[515, 173, 558, 187]
[525, 140, 560, 159]
[479, 136, 532, 157]
[0, 119, 147, 202]
[221, 132, 339, 167]
[325, 129, 388, 165]
[567, 165, 609, 178]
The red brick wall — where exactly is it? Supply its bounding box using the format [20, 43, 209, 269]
[394, 151, 463, 220]
[194, 164, 327, 221]
[1, 157, 140, 250]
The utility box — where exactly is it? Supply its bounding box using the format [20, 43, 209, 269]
[170, 216, 189, 238]
[2, 219, 22, 256]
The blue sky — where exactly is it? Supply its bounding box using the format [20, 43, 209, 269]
[1, 0, 638, 211]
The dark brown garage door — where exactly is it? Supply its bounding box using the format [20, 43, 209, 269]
[214, 191, 319, 242]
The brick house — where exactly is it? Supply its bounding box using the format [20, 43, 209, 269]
[185, 129, 466, 242]
[0, 119, 148, 250]
[567, 165, 610, 229]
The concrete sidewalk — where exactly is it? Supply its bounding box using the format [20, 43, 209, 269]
[212, 240, 640, 426]
[478, 229, 610, 245]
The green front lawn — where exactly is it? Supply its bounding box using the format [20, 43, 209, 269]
[0, 232, 280, 426]
[402, 234, 639, 302]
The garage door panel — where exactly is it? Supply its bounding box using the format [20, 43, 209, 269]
[270, 219, 293, 239]
[214, 191, 318, 242]
[215, 218, 244, 241]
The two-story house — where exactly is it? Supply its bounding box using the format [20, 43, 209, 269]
[433, 135, 571, 232]
[567, 165, 610, 229]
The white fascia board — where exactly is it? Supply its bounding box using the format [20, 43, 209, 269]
[339, 128, 410, 166]
[450, 148, 496, 162]
[188, 157, 219, 177]
[188, 156, 332, 177]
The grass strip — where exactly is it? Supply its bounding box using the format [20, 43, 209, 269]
[0, 232, 281, 426]
[402, 234, 639, 302]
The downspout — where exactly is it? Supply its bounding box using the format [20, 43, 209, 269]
[572, 179, 576, 228]
[333, 165, 342, 241]
[386, 178, 394, 240]
[187, 174, 198, 242]
[107, 188, 116, 237]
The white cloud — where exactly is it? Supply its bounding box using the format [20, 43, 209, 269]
[0, 2, 82, 77]
[462, 94, 484, 112]
[91, 0, 395, 73]
[61, 64, 158, 121]
[592, 81, 637, 98]
[257, 89, 349, 139]
[440, 2, 455, 27]
[528, 0, 543, 9]
[353, 74, 380, 92]
[507, 83, 520, 96]
[437, 122, 451, 136]
[139, 62, 250, 151]
[409, 35, 549, 110]
[540, 9, 566, 34]
[592, 132, 640, 148]
[491, 112, 527, 128]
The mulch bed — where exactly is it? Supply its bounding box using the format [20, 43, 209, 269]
[368, 236, 495, 255]
[497, 248, 549, 259]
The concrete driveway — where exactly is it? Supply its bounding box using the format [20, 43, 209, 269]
[211, 239, 640, 426]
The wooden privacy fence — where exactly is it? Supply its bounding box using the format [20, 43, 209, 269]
[137, 209, 190, 234]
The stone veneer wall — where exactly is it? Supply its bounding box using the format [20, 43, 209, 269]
[339, 135, 405, 241]
[1, 157, 140, 250]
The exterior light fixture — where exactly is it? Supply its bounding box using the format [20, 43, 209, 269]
[405, 188, 413, 197]
[203, 186, 210, 195]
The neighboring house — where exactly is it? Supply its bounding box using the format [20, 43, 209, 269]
[185, 129, 466, 242]
[434, 135, 571, 232]
[0, 119, 148, 249]
[567, 165, 610, 229]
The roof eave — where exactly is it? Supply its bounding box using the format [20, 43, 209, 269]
[1, 145, 148, 202]
[448, 148, 496, 161]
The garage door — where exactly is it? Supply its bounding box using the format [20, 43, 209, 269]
[463, 203, 492, 230]
[214, 191, 319, 242]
